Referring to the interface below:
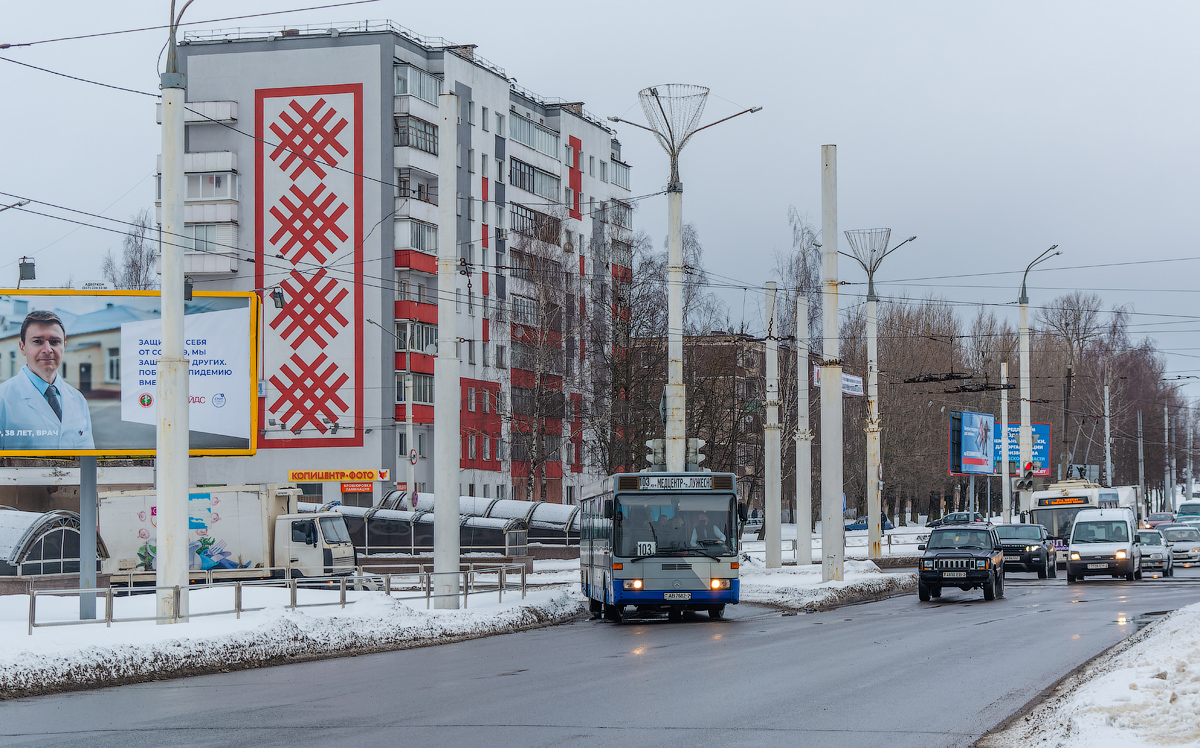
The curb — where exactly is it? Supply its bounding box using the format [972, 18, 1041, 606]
[742, 574, 918, 613]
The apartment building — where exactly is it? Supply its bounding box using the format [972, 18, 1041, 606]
[166, 20, 634, 505]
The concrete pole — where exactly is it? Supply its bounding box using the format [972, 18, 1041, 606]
[406, 375, 415, 501]
[865, 292, 882, 559]
[820, 145, 844, 583]
[1164, 406, 1171, 512]
[1104, 371, 1113, 487]
[1170, 415, 1177, 510]
[665, 185, 686, 472]
[79, 456, 97, 620]
[156, 25, 190, 623]
[1001, 362, 1012, 523]
[434, 93, 461, 608]
[1187, 408, 1194, 503]
[795, 299, 813, 565]
[1137, 410, 1146, 514]
[1018, 300, 1033, 517]
[763, 283, 781, 568]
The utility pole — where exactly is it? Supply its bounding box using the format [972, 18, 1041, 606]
[1170, 414, 1178, 511]
[1164, 406, 1171, 513]
[1137, 410, 1146, 515]
[1019, 246, 1059, 515]
[844, 229, 915, 558]
[795, 298, 812, 565]
[1188, 408, 1194, 503]
[156, 0, 194, 624]
[1103, 365, 1113, 487]
[820, 145, 843, 583]
[434, 92, 461, 609]
[406, 375, 415, 502]
[1001, 362, 1012, 523]
[1059, 364, 1073, 481]
[763, 283, 781, 568]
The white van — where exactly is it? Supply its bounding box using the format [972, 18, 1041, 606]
[1066, 508, 1141, 583]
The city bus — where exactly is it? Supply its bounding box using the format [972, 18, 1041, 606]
[580, 472, 745, 624]
[1021, 480, 1128, 565]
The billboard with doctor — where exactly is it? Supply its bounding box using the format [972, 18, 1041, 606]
[0, 290, 257, 457]
[960, 411, 995, 475]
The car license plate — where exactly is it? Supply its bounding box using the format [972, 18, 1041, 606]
[942, 571, 966, 578]
[1087, 563, 1108, 569]
[664, 592, 691, 601]
[1004, 555, 1021, 560]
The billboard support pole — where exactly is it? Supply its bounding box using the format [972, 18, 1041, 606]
[1001, 362, 1011, 523]
[79, 456, 97, 620]
[763, 282, 781, 569]
[156, 3, 192, 623]
[433, 92, 461, 609]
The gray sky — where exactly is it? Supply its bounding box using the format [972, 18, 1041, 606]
[4, 1, 1200, 395]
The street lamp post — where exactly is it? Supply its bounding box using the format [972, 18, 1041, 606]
[1018, 246, 1060, 517]
[843, 230, 916, 558]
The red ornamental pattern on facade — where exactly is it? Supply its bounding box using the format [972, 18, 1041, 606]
[256, 84, 364, 448]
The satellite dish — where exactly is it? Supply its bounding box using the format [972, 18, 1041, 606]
[424, 343, 437, 356]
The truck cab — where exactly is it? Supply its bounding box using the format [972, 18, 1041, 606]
[275, 512, 356, 577]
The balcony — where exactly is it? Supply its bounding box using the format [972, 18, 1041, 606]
[156, 100, 237, 124]
[395, 193, 438, 225]
[394, 94, 438, 123]
[395, 145, 438, 175]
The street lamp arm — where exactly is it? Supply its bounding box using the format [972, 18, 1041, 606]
[878, 235, 917, 264]
[606, 116, 659, 136]
[684, 106, 762, 145]
[1019, 244, 1061, 304]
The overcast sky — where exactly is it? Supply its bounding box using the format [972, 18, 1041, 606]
[4, 1, 1200, 396]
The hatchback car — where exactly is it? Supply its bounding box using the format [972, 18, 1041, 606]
[1162, 525, 1200, 567]
[1136, 529, 1174, 576]
[1146, 512, 1176, 529]
[926, 512, 985, 529]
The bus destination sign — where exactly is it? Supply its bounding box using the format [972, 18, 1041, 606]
[1038, 496, 1088, 506]
[639, 475, 714, 491]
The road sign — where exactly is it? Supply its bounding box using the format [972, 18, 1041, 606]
[409, 448, 418, 465]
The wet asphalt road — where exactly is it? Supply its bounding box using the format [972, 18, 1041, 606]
[2, 567, 1200, 748]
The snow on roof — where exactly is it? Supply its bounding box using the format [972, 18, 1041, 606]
[0, 510, 44, 563]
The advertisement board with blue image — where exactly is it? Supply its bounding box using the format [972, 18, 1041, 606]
[960, 410, 995, 475]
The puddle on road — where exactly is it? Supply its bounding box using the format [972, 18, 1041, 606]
[1125, 610, 1173, 631]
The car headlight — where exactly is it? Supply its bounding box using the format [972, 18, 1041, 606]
[1115, 550, 1127, 560]
[1151, 553, 1163, 559]
[1027, 545, 1039, 552]
[710, 578, 731, 590]
[1070, 552, 1081, 560]
[622, 579, 643, 590]
[976, 559, 988, 569]
[921, 560, 933, 570]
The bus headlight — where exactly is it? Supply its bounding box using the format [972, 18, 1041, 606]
[622, 579, 643, 590]
[1115, 550, 1127, 560]
[1070, 552, 1081, 561]
[710, 579, 731, 590]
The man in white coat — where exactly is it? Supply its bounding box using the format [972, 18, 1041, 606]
[0, 310, 95, 451]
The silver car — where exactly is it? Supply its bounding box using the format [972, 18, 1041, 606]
[1162, 525, 1200, 567]
[1136, 529, 1175, 576]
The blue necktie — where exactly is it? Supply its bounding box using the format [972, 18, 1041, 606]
[44, 385, 62, 421]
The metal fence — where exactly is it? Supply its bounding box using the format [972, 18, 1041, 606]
[27, 563, 526, 636]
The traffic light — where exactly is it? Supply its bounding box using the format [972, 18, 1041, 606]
[686, 438, 707, 468]
[645, 439, 665, 467]
[1015, 462, 1036, 492]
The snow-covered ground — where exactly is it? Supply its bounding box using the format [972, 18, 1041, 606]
[0, 581, 581, 699]
[982, 601, 1200, 747]
[741, 521, 931, 560]
[738, 552, 917, 610]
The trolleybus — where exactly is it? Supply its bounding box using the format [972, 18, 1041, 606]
[1022, 480, 1131, 565]
[580, 472, 745, 623]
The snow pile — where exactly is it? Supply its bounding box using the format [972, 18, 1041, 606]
[0, 586, 582, 699]
[983, 602, 1200, 747]
[738, 558, 916, 611]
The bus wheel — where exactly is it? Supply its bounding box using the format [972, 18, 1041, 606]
[708, 605, 725, 620]
[605, 603, 623, 624]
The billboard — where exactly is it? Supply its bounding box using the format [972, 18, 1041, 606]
[992, 422, 1052, 477]
[0, 291, 257, 457]
[960, 411, 995, 475]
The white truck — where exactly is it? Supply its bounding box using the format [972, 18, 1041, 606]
[99, 484, 356, 583]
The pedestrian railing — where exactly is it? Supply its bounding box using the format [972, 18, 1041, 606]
[27, 563, 527, 635]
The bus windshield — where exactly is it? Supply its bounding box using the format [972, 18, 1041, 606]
[615, 494, 737, 558]
[1029, 506, 1086, 538]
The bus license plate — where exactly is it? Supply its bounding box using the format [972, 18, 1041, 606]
[942, 571, 966, 578]
[1088, 563, 1108, 569]
[664, 592, 691, 600]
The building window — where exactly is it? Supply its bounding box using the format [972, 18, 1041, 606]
[418, 433, 427, 457]
[611, 199, 633, 230]
[566, 485, 576, 505]
[185, 173, 236, 201]
[509, 158, 560, 201]
[510, 203, 561, 244]
[468, 148, 475, 173]
[395, 65, 442, 103]
[497, 484, 507, 500]
[483, 389, 491, 413]
[496, 345, 507, 368]
[612, 161, 631, 189]
[105, 348, 120, 383]
[402, 219, 438, 253]
[589, 155, 595, 177]
[510, 112, 559, 158]
[468, 387, 476, 411]
[469, 435, 477, 460]
[599, 161, 608, 182]
[395, 321, 437, 353]
[187, 223, 220, 253]
[512, 295, 538, 326]
[495, 158, 504, 184]
[407, 373, 434, 405]
[483, 436, 491, 461]
[468, 101, 475, 125]
[394, 116, 439, 155]
[481, 155, 489, 179]
[496, 112, 504, 135]
[482, 106, 489, 131]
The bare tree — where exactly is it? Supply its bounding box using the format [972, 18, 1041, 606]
[101, 209, 159, 290]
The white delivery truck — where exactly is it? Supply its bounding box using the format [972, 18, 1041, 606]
[99, 484, 356, 583]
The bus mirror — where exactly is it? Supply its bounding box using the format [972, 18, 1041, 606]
[603, 499, 614, 520]
[737, 503, 748, 522]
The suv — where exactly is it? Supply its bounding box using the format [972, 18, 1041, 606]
[995, 523, 1056, 578]
[1066, 508, 1141, 583]
[917, 523, 1006, 601]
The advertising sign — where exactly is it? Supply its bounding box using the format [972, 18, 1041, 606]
[0, 291, 257, 457]
[812, 366, 865, 396]
[287, 469, 390, 482]
[992, 423, 1052, 477]
[340, 482, 373, 493]
[960, 411, 995, 475]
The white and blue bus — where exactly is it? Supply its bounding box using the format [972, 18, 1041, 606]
[580, 472, 744, 623]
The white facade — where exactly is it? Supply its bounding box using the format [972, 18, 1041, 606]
[168, 21, 633, 506]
